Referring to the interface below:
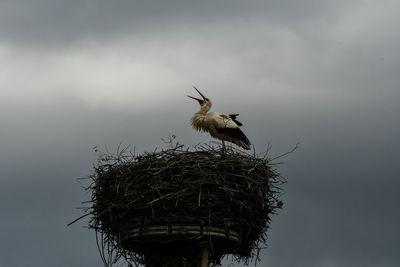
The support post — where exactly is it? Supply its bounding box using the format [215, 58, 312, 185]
[197, 247, 209, 267]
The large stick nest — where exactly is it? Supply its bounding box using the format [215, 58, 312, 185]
[78, 142, 285, 266]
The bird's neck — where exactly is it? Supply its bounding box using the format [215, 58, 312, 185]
[191, 112, 207, 131]
[197, 104, 211, 115]
[191, 104, 211, 131]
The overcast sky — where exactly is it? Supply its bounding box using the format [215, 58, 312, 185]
[1, 1, 399, 266]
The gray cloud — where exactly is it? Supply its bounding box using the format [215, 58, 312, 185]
[0, 0, 352, 47]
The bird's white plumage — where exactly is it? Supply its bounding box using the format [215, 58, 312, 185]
[195, 112, 236, 135]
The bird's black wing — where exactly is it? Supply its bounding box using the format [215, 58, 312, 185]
[228, 114, 243, 126]
[216, 126, 251, 147]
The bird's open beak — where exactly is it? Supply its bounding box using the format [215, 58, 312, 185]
[187, 87, 206, 105]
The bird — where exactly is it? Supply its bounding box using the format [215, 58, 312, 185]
[188, 87, 251, 151]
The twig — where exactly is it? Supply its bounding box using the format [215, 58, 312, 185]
[270, 143, 299, 161]
[67, 213, 90, 226]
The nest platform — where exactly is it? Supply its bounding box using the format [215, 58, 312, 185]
[81, 143, 285, 266]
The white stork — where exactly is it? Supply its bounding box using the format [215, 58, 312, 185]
[188, 87, 251, 151]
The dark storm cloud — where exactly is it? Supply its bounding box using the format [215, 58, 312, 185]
[0, 0, 349, 46]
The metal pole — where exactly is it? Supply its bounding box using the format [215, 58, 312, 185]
[200, 247, 209, 267]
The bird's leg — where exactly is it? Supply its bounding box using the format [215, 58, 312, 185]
[222, 140, 225, 153]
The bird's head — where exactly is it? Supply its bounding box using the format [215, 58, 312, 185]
[187, 87, 212, 108]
